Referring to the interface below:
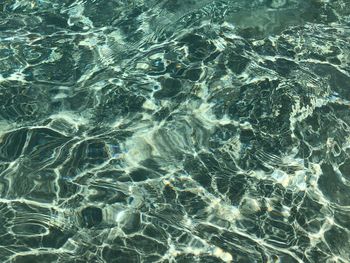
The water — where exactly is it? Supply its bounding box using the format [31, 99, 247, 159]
[0, 0, 350, 262]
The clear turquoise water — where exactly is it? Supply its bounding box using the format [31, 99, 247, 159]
[1, 0, 350, 262]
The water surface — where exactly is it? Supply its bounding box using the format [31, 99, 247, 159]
[1, 0, 350, 262]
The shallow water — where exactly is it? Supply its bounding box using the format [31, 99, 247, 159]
[1, 0, 350, 262]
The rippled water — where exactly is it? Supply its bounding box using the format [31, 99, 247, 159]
[1, 0, 350, 262]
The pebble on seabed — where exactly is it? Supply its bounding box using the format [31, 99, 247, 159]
[213, 247, 233, 262]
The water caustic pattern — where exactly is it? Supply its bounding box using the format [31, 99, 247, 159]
[0, 0, 350, 262]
